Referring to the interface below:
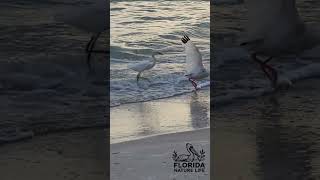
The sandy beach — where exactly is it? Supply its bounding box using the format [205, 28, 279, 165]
[0, 128, 209, 180]
[111, 128, 210, 180]
[213, 78, 320, 180]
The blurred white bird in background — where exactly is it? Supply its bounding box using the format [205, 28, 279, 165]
[181, 35, 209, 90]
[55, 0, 108, 71]
[241, 0, 320, 88]
[128, 51, 163, 82]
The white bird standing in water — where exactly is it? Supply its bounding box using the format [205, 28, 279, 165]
[128, 52, 163, 82]
[241, 0, 320, 88]
[181, 35, 209, 90]
[55, 0, 108, 71]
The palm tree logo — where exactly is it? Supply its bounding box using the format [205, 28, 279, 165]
[172, 143, 205, 162]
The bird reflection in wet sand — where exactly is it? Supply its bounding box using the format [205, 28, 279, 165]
[189, 93, 209, 129]
[241, 0, 320, 89]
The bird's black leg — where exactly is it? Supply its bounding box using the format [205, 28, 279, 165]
[188, 78, 198, 90]
[86, 32, 101, 71]
[86, 35, 95, 71]
[136, 72, 141, 82]
[251, 53, 278, 87]
[86, 36, 95, 54]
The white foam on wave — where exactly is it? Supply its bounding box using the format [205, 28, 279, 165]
[284, 63, 320, 82]
[110, 73, 210, 107]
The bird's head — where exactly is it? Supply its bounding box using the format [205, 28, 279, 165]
[151, 51, 163, 60]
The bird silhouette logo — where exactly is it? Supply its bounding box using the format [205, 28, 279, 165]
[172, 143, 205, 162]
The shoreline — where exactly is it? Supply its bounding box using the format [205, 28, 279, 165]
[0, 87, 209, 146]
[111, 128, 210, 180]
[110, 88, 210, 144]
[111, 127, 210, 145]
[3, 77, 320, 179]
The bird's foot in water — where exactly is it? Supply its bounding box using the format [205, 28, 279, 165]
[188, 78, 199, 91]
[136, 77, 151, 89]
[137, 77, 151, 83]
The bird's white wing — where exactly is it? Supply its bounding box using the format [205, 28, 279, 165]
[181, 36, 204, 75]
[128, 61, 153, 72]
[245, 0, 302, 44]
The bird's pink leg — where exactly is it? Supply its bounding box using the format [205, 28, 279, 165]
[188, 78, 198, 90]
[251, 54, 278, 87]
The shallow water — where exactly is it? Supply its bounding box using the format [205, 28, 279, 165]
[110, 0, 210, 107]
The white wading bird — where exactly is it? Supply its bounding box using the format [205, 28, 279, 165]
[241, 0, 320, 88]
[55, 0, 108, 71]
[128, 52, 163, 82]
[181, 35, 209, 90]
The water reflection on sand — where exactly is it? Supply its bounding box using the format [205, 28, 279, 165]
[111, 91, 210, 143]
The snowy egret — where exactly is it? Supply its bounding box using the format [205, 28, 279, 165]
[181, 35, 209, 90]
[55, 0, 108, 70]
[128, 52, 163, 82]
[241, 0, 320, 88]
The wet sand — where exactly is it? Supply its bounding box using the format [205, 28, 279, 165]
[111, 89, 210, 143]
[0, 129, 108, 180]
[111, 128, 210, 180]
[213, 78, 320, 180]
